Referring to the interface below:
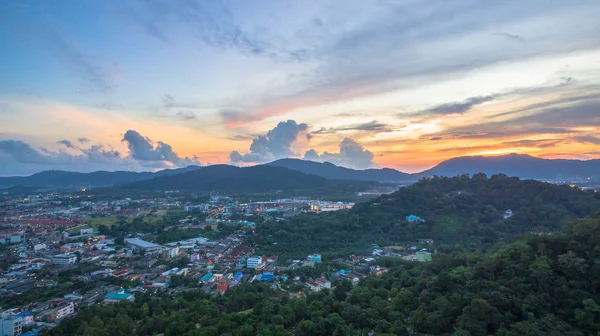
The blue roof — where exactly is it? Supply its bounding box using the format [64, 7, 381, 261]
[105, 292, 134, 300]
[261, 273, 274, 281]
[235, 272, 243, 276]
[200, 273, 213, 281]
[16, 312, 34, 317]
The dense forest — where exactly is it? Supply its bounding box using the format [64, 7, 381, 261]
[253, 174, 600, 259]
[49, 212, 600, 335]
[124, 164, 376, 196]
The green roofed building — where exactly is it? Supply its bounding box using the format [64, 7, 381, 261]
[104, 288, 135, 303]
[416, 251, 432, 262]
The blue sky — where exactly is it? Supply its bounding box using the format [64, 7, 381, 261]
[1, 0, 600, 175]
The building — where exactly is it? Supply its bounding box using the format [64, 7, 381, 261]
[125, 238, 161, 252]
[0, 316, 22, 336]
[406, 215, 425, 223]
[307, 253, 322, 263]
[315, 278, 331, 289]
[52, 253, 77, 265]
[50, 301, 75, 320]
[80, 228, 94, 235]
[33, 243, 47, 252]
[104, 288, 135, 304]
[14, 312, 33, 326]
[416, 251, 432, 262]
[417, 239, 434, 245]
[503, 209, 514, 219]
[247, 256, 264, 268]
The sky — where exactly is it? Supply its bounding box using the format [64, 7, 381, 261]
[1, 0, 600, 176]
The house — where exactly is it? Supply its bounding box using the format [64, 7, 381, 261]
[417, 239, 434, 245]
[372, 249, 384, 256]
[306, 280, 322, 291]
[216, 281, 229, 294]
[104, 288, 135, 304]
[503, 209, 514, 219]
[307, 253, 322, 263]
[406, 215, 425, 223]
[416, 251, 432, 262]
[315, 278, 331, 289]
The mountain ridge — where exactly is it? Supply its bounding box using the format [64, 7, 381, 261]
[2, 154, 599, 189]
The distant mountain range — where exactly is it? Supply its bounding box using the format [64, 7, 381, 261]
[267, 159, 413, 182]
[0, 165, 200, 188]
[270, 155, 600, 181]
[1, 154, 598, 189]
[420, 154, 600, 180]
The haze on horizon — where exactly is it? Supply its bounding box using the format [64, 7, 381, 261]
[1, 0, 599, 176]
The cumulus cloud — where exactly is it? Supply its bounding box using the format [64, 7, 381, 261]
[229, 120, 308, 163]
[121, 130, 200, 166]
[0, 131, 201, 175]
[0, 140, 53, 165]
[304, 138, 375, 169]
[0, 139, 141, 176]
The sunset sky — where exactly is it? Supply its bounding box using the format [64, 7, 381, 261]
[1, 0, 600, 175]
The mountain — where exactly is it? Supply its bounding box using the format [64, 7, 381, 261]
[267, 158, 414, 182]
[256, 174, 600, 259]
[0, 165, 201, 188]
[124, 164, 374, 194]
[422, 154, 600, 180]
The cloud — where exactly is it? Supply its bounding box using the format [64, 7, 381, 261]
[420, 95, 495, 115]
[0, 139, 160, 176]
[312, 121, 394, 135]
[304, 138, 375, 169]
[78, 137, 90, 144]
[574, 135, 600, 145]
[494, 32, 526, 43]
[176, 111, 196, 120]
[220, 109, 261, 128]
[432, 99, 600, 140]
[121, 130, 200, 166]
[57, 140, 76, 149]
[0, 140, 53, 164]
[229, 120, 308, 163]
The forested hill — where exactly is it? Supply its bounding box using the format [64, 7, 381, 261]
[267, 158, 414, 182]
[124, 164, 375, 195]
[254, 174, 600, 258]
[0, 165, 200, 188]
[49, 213, 600, 335]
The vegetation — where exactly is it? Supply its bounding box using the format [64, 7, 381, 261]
[124, 164, 378, 196]
[253, 174, 600, 259]
[49, 212, 600, 335]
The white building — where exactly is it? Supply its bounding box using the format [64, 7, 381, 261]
[33, 243, 47, 252]
[247, 256, 264, 268]
[52, 253, 77, 265]
[54, 301, 75, 320]
[125, 238, 161, 252]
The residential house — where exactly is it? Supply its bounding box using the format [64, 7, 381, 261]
[104, 288, 135, 304]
